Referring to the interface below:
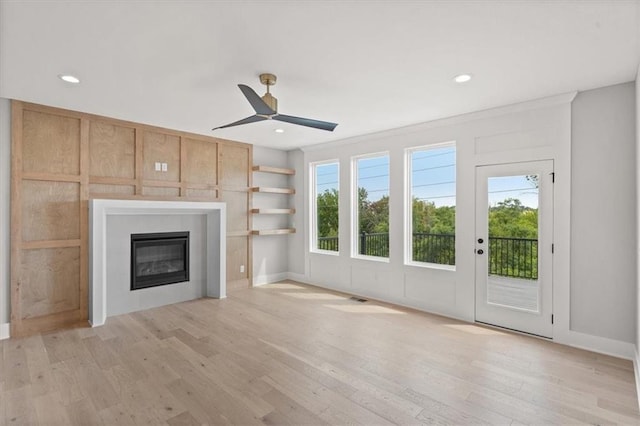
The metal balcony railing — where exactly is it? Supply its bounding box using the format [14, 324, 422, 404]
[317, 233, 538, 279]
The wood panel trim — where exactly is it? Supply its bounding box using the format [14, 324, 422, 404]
[135, 127, 143, 195]
[179, 136, 187, 196]
[79, 117, 90, 321]
[143, 179, 183, 188]
[220, 185, 250, 193]
[22, 239, 82, 250]
[10, 100, 24, 336]
[88, 193, 219, 202]
[89, 176, 137, 186]
[227, 230, 251, 237]
[247, 145, 253, 286]
[22, 172, 81, 183]
[17, 309, 87, 337]
[184, 182, 218, 190]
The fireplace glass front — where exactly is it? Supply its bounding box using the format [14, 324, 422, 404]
[131, 231, 190, 290]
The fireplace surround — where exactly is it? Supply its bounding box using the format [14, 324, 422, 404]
[90, 199, 226, 326]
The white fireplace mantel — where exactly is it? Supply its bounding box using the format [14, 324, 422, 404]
[90, 199, 226, 326]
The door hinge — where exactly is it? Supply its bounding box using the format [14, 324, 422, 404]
[551, 172, 555, 183]
[551, 314, 554, 324]
[551, 243, 554, 254]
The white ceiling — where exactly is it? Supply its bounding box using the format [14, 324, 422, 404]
[1, 1, 639, 150]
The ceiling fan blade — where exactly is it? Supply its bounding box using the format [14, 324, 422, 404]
[212, 114, 267, 130]
[238, 84, 275, 115]
[273, 114, 338, 131]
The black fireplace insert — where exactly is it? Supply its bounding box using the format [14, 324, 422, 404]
[130, 231, 190, 290]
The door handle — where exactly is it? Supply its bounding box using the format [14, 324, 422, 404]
[476, 249, 484, 255]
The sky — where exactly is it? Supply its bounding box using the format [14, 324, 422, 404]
[314, 147, 539, 210]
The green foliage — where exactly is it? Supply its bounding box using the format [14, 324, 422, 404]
[316, 188, 339, 237]
[412, 198, 455, 235]
[488, 198, 537, 238]
[317, 189, 539, 277]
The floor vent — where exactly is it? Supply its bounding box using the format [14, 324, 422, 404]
[349, 296, 368, 303]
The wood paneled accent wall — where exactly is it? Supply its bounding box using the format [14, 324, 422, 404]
[11, 101, 252, 337]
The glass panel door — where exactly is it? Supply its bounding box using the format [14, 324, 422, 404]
[475, 161, 553, 337]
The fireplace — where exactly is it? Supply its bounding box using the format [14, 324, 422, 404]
[131, 231, 190, 290]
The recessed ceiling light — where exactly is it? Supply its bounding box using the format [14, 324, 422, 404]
[58, 74, 80, 84]
[454, 74, 472, 83]
[274, 128, 284, 133]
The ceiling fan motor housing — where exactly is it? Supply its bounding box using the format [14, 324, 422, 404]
[261, 92, 278, 113]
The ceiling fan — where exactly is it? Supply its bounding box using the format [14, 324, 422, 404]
[212, 73, 338, 132]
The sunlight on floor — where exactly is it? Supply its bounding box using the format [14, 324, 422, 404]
[282, 292, 349, 300]
[324, 304, 406, 314]
[266, 283, 306, 290]
[444, 324, 506, 335]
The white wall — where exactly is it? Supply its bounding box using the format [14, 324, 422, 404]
[571, 82, 636, 343]
[636, 66, 640, 368]
[287, 149, 305, 277]
[0, 98, 10, 338]
[252, 146, 291, 285]
[292, 94, 573, 329]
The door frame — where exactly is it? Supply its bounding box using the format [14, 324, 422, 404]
[474, 159, 554, 338]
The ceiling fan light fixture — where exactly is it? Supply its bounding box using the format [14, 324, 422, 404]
[454, 74, 472, 83]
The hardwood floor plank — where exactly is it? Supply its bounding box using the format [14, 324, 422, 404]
[2, 340, 31, 391]
[166, 410, 202, 426]
[34, 392, 72, 425]
[261, 388, 330, 426]
[0, 280, 637, 425]
[3, 386, 39, 425]
[65, 398, 104, 426]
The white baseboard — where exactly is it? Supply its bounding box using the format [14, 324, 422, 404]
[634, 347, 640, 411]
[252, 272, 290, 287]
[562, 330, 636, 360]
[0, 322, 9, 340]
[286, 272, 312, 284]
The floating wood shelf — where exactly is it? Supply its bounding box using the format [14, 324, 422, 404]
[250, 228, 296, 236]
[252, 165, 295, 175]
[251, 187, 295, 194]
[250, 208, 296, 214]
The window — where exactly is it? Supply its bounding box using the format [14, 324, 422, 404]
[408, 144, 456, 266]
[354, 154, 390, 259]
[311, 161, 339, 252]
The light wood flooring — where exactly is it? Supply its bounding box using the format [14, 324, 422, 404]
[1, 280, 638, 425]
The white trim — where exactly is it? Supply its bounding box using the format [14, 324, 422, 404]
[302, 92, 578, 153]
[309, 159, 340, 254]
[559, 330, 636, 360]
[405, 142, 457, 268]
[634, 347, 640, 411]
[252, 272, 290, 287]
[286, 272, 310, 284]
[89, 199, 226, 327]
[0, 322, 9, 340]
[351, 151, 390, 260]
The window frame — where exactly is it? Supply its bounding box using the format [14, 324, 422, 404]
[405, 142, 457, 270]
[310, 159, 340, 256]
[351, 151, 391, 263]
